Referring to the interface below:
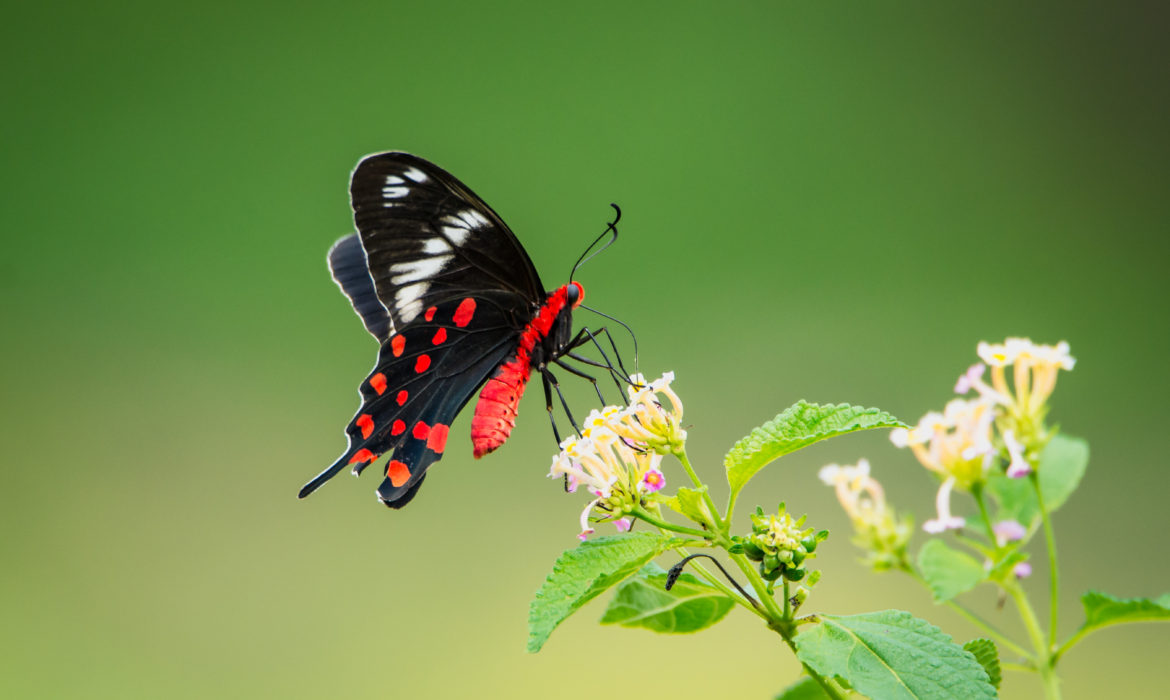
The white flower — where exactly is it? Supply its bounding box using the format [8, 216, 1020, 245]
[893, 400, 995, 489]
[1003, 430, 1031, 478]
[923, 476, 966, 534]
[550, 373, 682, 539]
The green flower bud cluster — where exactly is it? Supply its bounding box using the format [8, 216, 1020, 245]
[734, 504, 829, 583]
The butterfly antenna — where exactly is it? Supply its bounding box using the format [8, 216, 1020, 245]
[569, 203, 621, 281]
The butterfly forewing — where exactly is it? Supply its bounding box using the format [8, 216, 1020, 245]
[350, 153, 545, 329]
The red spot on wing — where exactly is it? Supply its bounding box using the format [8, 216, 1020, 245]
[424, 306, 437, 322]
[348, 448, 376, 464]
[432, 327, 447, 345]
[391, 419, 406, 436]
[412, 421, 430, 440]
[427, 424, 449, 453]
[387, 460, 411, 487]
[415, 354, 431, 373]
[396, 390, 408, 406]
[370, 373, 387, 395]
[356, 414, 374, 439]
[391, 335, 406, 357]
[453, 298, 477, 327]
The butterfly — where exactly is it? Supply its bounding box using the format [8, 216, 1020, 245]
[299, 152, 624, 508]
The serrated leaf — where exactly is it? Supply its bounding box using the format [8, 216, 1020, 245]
[986, 434, 1088, 530]
[1079, 591, 1170, 634]
[724, 401, 905, 494]
[775, 676, 833, 700]
[527, 532, 680, 652]
[665, 485, 714, 526]
[917, 539, 986, 602]
[963, 639, 1001, 689]
[599, 562, 733, 633]
[794, 610, 996, 700]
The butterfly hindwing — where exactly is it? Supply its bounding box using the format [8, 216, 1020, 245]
[349, 152, 545, 328]
[328, 233, 392, 343]
[300, 293, 522, 504]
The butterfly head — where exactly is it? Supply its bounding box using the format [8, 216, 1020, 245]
[567, 281, 585, 308]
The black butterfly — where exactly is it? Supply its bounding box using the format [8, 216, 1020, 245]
[299, 152, 624, 508]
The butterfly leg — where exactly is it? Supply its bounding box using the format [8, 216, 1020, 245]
[574, 325, 637, 383]
[566, 326, 633, 392]
[553, 358, 606, 405]
[541, 371, 565, 446]
[541, 367, 583, 436]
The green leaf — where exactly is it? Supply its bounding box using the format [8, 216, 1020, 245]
[963, 639, 1001, 689]
[917, 539, 986, 602]
[794, 610, 996, 700]
[724, 401, 905, 494]
[986, 434, 1088, 530]
[1079, 591, 1170, 634]
[599, 562, 734, 633]
[527, 532, 681, 652]
[775, 676, 833, 700]
[665, 485, 714, 526]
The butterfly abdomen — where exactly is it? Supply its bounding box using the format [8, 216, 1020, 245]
[470, 284, 577, 457]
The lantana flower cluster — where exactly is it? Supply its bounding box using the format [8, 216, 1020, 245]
[548, 372, 684, 540]
[890, 337, 1075, 534]
[819, 459, 912, 570]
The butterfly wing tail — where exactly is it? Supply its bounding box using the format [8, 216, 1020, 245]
[298, 452, 353, 499]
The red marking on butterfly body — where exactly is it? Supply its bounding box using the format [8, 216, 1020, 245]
[356, 414, 374, 439]
[453, 298, 477, 327]
[370, 373, 387, 395]
[387, 460, 411, 487]
[470, 283, 577, 458]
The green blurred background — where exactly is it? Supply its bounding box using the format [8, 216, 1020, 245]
[3, 2, 1167, 698]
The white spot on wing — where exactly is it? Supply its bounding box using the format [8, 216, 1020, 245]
[384, 175, 404, 185]
[382, 186, 409, 199]
[404, 167, 428, 183]
[395, 282, 428, 322]
[441, 224, 471, 245]
[457, 209, 489, 229]
[390, 255, 452, 285]
[422, 238, 452, 255]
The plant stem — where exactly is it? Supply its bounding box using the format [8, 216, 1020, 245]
[783, 579, 792, 619]
[971, 484, 998, 544]
[631, 506, 713, 540]
[945, 600, 1032, 660]
[902, 565, 1032, 659]
[1031, 471, 1060, 649]
[1051, 628, 1088, 665]
[1007, 582, 1061, 699]
[729, 551, 786, 622]
[674, 447, 726, 532]
[675, 546, 768, 620]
